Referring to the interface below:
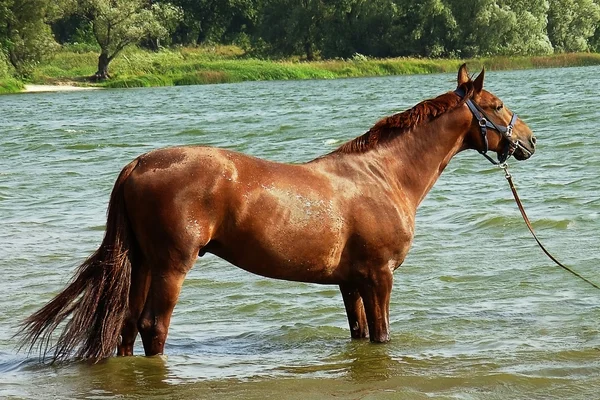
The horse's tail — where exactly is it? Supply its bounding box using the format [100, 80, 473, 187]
[19, 159, 140, 363]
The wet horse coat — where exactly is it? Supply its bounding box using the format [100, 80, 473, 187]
[21, 65, 536, 361]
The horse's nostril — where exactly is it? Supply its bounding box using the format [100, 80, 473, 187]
[531, 136, 537, 145]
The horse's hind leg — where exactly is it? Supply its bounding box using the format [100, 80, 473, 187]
[339, 284, 369, 339]
[138, 255, 196, 356]
[117, 261, 150, 356]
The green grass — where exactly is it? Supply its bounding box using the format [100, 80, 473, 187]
[9, 46, 600, 91]
[0, 78, 24, 94]
[464, 53, 600, 71]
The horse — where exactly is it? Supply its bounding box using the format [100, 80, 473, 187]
[20, 64, 536, 362]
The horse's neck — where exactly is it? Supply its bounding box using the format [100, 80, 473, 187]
[375, 108, 470, 207]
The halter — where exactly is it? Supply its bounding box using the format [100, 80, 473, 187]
[454, 87, 521, 165]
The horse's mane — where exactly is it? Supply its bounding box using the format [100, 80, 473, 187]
[331, 81, 475, 155]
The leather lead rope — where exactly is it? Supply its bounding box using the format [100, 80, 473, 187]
[501, 165, 600, 290]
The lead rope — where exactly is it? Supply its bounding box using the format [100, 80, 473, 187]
[499, 163, 600, 290]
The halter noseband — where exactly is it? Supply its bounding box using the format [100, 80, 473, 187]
[454, 87, 520, 165]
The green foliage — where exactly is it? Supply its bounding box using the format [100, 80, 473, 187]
[31, 48, 97, 81]
[62, 42, 101, 53]
[168, 0, 257, 45]
[52, 14, 95, 45]
[592, 28, 600, 52]
[502, 0, 554, 55]
[321, 0, 398, 58]
[72, 21, 97, 46]
[0, 0, 67, 76]
[0, 76, 23, 93]
[256, 0, 324, 60]
[84, 0, 179, 51]
[447, 0, 553, 57]
[102, 74, 173, 88]
[397, 0, 459, 57]
[548, 0, 600, 52]
[0, 49, 12, 77]
[0, 48, 19, 90]
[252, 0, 564, 60]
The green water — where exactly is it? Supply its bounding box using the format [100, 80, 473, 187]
[1, 67, 599, 399]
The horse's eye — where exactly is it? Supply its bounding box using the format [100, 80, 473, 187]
[496, 104, 504, 111]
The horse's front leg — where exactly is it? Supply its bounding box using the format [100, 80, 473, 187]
[339, 284, 369, 339]
[358, 268, 393, 343]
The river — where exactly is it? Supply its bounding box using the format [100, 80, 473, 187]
[1, 66, 599, 399]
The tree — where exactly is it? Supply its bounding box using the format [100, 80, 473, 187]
[82, 0, 181, 80]
[256, 0, 325, 60]
[0, 0, 67, 76]
[395, 0, 458, 57]
[52, 13, 96, 45]
[321, 0, 400, 59]
[547, 0, 600, 52]
[447, 0, 552, 57]
[591, 0, 600, 51]
[169, 0, 257, 45]
[444, 0, 485, 57]
[501, 0, 554, 55]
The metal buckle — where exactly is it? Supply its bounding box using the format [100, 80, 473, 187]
[505, 124, 513, 138]
[499, 162, 511, 179]
[479, 118, 487, 127]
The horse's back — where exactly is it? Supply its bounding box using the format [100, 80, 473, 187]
[120, 146, 339, 279]
[121, 145, 414, 283]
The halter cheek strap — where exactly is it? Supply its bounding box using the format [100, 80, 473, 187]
[454, 87, 518, 165]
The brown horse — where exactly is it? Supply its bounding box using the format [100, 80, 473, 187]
[20, 64, 536, 362]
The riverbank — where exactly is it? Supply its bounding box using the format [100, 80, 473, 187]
[3, 46, 600, 94]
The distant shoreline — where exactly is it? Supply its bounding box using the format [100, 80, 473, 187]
[2, 48, 600, 95]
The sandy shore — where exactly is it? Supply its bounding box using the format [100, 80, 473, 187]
[24, 84, 101, 93]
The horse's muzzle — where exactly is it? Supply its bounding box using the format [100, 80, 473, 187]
[513, 137, 536, 160]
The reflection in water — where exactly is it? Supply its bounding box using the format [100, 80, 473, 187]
[334, 341, 398, 382]
[79, 356, 171, 396]
[270, 339, 398, 380]
[6, 356, 173, 398]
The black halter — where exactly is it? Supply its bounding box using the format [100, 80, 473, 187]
[454, 87, 519, 165]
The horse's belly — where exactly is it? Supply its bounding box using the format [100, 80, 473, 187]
[208, 182, 349, 283]
[208, 228, 345, 284]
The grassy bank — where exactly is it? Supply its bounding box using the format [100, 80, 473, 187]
[4, 46, 600, 92]
[0, 77, 24, 94]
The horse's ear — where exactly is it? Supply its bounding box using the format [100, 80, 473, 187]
[457, 63, 469, 86]
[473, 68, 485, 93]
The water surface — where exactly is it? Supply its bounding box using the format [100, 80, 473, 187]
[1, 67, 599, 399]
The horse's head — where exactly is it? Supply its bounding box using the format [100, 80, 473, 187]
[457, 64, 536, 162]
